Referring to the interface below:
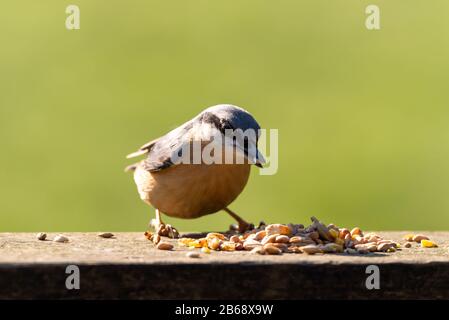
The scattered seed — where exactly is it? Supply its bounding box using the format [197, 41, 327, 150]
[98, 232, 114, 239]
[53, 235, 69, 243]
[186, 252, 200, 258]
[201, 247, 211, 254]
[36, 232, 47, 241]
[157, 242, 173, 250]
[421, 240, 438, 248]
[404, 242, 412, 248]
[413, 234, 430, 243]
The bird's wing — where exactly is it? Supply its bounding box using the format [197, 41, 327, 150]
[141, 127, 191, 172]
[131, 121, 195, 172]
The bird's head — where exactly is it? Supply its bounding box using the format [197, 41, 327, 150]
[194, 104, 266, 167]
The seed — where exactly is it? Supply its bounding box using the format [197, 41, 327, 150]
[254, 230, 266, 241]
[98, 232, 114, 238]
[413, 234, 430, 243]
[263, 244, 282, 255]
[207, 237, 222, 250]
[157, 241, 173, 250]
[243, 239, 262, 251]
[206, 233, 227, 240]
[421, 240, 438, 248]
[307, 231, 320, 241]
[270, 243, 288, 252]
[265, 224, 292, 236]
[355, 243, 377, 252]
[328, 229, 339, 240]
[311, 217, 332, 241]
[403, 234, 414, 241]
[350, 227, 363, 237]
[36, 232, 47, 241]
[251, 246, 266, 255]
[201, 247, 211, 254]
[220, 241, 236, 251]
[144, 231, 153, 240]
[344, 248, 357, 254]
[275, 235, 290, 243]
[377, 242, 396, 252]
[404, 242, 412, 248]
[338, 228, 350, 239]
[300, 245, 322, 255]
[289, 236, 307, 243]
[322, 243, 343, 253]
[287, 246, 303, 253]
[186, 252, 200, 258]
[230, 235, 240, 243]
[53, 235, 69, 243]
[261, 234, 278, 245]
[356, 248, 369, 254]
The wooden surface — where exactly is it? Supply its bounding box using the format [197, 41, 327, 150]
[0, 231, 448, 299]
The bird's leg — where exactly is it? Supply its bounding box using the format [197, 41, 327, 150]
[149, 209, 179, 239]
[224, 207, 254, 233]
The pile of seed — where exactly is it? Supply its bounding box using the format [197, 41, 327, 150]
[167, 216, 437, 255]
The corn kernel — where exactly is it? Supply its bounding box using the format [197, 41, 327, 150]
[201, 247, 211, 254]
[421, 240, 438, 248]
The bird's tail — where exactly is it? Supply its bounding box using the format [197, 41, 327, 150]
[124, 162, 139, 173]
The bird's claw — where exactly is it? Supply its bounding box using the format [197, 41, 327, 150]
[229, 222, 255, 233]
[150, 219, 180, 239]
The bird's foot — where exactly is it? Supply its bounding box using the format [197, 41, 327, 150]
[229, 221, 255, 233]
[149, 219, 180, 239]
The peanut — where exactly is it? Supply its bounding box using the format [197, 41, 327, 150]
[250, 246, 265, 255]
[263, 244, 282, 255]
[300, 245, 322, 255]
[243, 239, 262, 251]
[275, 235, 290, 243]
[350, 227, 363, 237]
[265, 224, 292, 236]
[261, 234, 278, 245]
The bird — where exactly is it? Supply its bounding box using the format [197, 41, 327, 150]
[125, 104, 265, 238]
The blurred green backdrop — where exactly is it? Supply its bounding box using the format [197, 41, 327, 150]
[1, 1, 449, 232]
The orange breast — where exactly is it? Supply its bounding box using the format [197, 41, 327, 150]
[134, 162, 251, 218]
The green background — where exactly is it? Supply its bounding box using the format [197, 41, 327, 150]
[1, 1, 448, 232]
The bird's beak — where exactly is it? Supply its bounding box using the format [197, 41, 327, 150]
[255, 150, 266, 168]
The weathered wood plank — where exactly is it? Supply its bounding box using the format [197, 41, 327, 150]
[0, 232, 447, 299]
